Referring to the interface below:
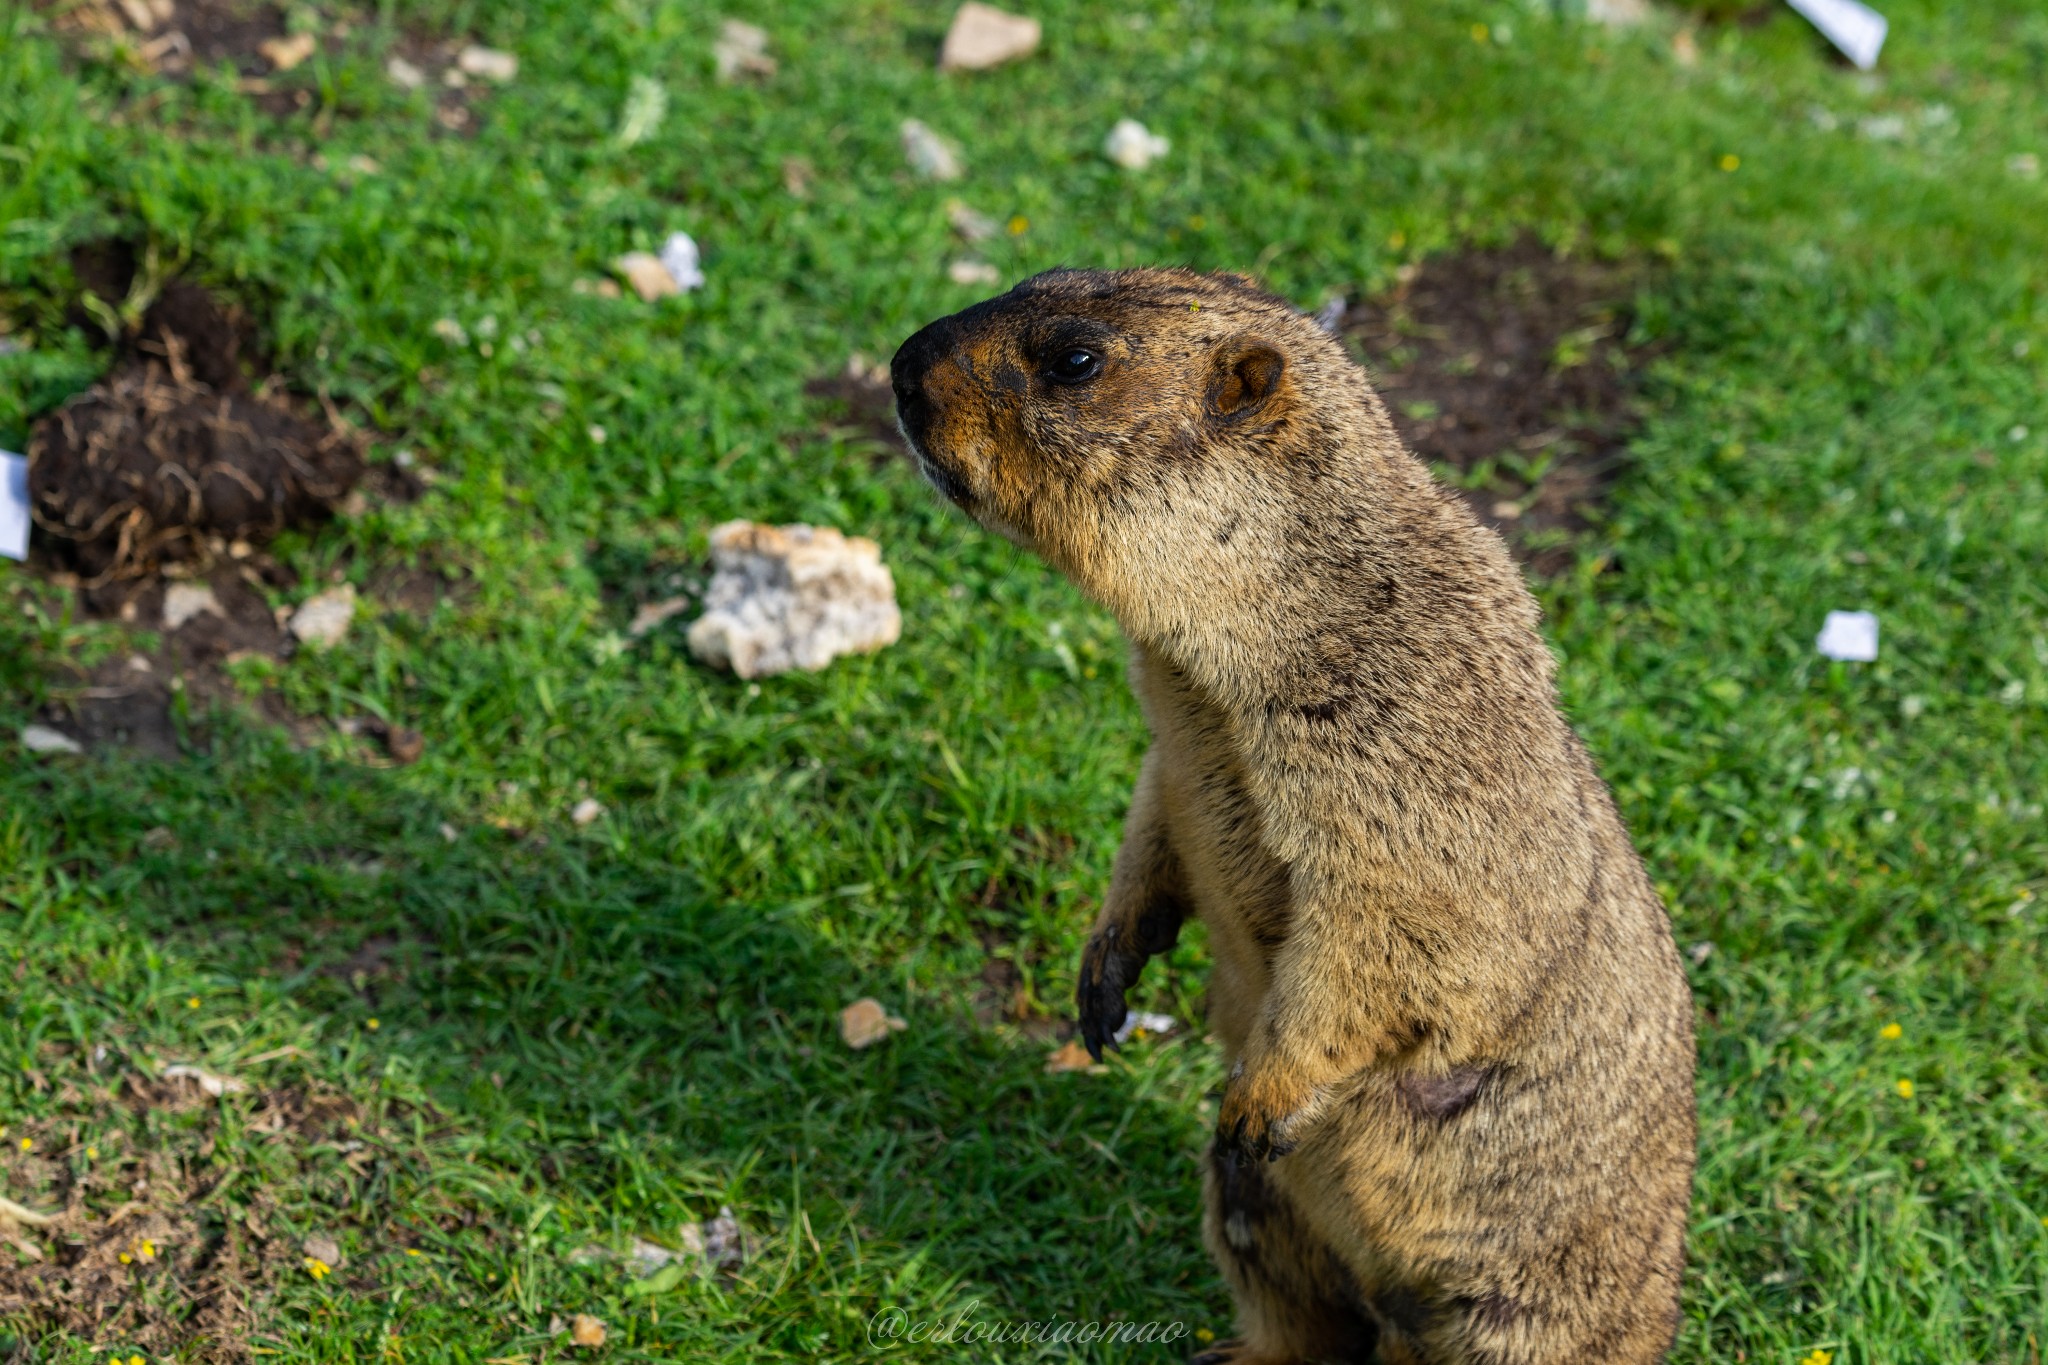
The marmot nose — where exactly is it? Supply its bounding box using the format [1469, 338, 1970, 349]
[890, 317, 953, 444]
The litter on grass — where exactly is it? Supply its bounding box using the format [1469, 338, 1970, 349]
[658, 232, 706, 292]
[948, 260, 1000, 286]
[1786, 0, 1886, 71]
[0, 451, 27, 560]
[901, 119, 963, 180]
[617, 75, 667, 147]
[1103, 118, 1169, 170]
[160, 1064, 248, 1096]
[1113, 1010, 1177, 1045]
[839, 997, 907, 1049]
[19, 724, 83, 755]
[1044, 1039, 1104, 1074]
[1816, 609, 1879, 662]
[945, 199, 1001, 242]
[613, 233, 704, 302]
[939, 3, 1041, 72]
[687, 521, 901, 679]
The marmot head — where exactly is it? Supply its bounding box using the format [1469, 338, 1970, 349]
[891, 268, 1383, 601]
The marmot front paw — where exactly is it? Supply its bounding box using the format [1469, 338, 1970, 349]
[1076, 926, 1141, 1061]
[1215, 1061, 1319, 1162]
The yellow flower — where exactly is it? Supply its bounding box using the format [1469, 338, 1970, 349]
[18, 1137, 30, 1152]
[119, 1252, 133, 1264]
[1897, 1078, 1915, 1099]
[405, 1248, 423, 1257]
[86, 1146, 99, 1159]
[366, 1018, 381, 1030]
[1471, 22, 1489, 42]
[1387, 230, 1407, 250]
[1881, 1022, 1903, 1040]
[139, 1239, 156, 1260]
[1195, 1328, 1216, 1344]
[1801, 1351, 1833, 1365]
[131, 1356, 146, 1365]
[186, 996, 200, 1009]
[1720, 153, 1741, 172]
[1188, 214, 1207, 231]
[305, 1257, 331, 1280]
[1006, 215, 1028, 235]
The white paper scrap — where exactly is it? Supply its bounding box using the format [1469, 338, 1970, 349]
[1816, 610, 1879, 662]
[0, 451, 28, 561]
[1785, 0, 1886, 71]
[1113, 1010, 1178, 1046]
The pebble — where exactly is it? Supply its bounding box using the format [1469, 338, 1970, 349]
[948, 260, 1000, 286]
[713, 19, 775, 81]
[901, 119, 963, 181]
[1103, 117, 1169, 170]
[939, 2, 1041, 72]
[162, 582, 223, 631]
[290, 585, 357, 649]
[839, 997, 907, 1049]
[457, 45, 518, 83]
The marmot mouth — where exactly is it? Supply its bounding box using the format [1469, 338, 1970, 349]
[901, 428, 975, 511]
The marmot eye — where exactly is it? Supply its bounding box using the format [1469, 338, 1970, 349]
[1047, 347, 1103, 384]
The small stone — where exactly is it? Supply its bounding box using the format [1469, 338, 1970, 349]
[439, 822, 459, 843]
[571, 798, 605, 826]
[301, 1234, 342, 1266]
[19, 725, 83, 755]
[939, 2, 1041, 72]
[1103, 117, 1169, 170]
[259, 32, 316, 71]
[628, 1238, 675, 1274]
[442, 66, 468, 89]
[1687, 941, 1715, 966]
[457, 45, 518, 83]
[162, 582, 223, 630]
[687, 522, 902, 679]
[569, 1314, 606, 1347]
[712, 19, 775, 81]
[614, 252, 678, 302]
[1490, 500, 1522, 521]
[839, 997, 907, 1049]
[347, 154, 381, 175]
[290, 585, 357, 649]
[948, 260, 1000, 286]
[945, 198, 1000, 242]
[385, 727, 425, 764]
[1044, 1039, 1104, 1074]
[901, 119, 963, 181]
[432, 317, 468, 346]
[386, 55, 426, 89]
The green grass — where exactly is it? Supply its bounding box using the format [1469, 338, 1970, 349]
[2, 0, 2045, 1360]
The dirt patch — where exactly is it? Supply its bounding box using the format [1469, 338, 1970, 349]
[1341, 238, 1655, 574]
[805, 355, 904, 458]
[29, 279, 362, 585]
[0, 1068, 376, 1362]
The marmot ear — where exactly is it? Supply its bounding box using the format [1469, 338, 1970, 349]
[1207, 336, 1286, 422]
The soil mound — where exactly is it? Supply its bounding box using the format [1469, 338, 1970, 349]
[28, 283, 361, 585]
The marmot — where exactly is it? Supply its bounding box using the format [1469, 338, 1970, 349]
[891, 268, 1696, 1365]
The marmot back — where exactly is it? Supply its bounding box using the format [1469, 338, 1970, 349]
[893, 268, 1696, 1365]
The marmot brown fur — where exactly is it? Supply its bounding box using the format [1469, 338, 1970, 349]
[891, 268, 1696, 1365]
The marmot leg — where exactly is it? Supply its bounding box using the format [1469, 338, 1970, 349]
[1198, 1145, 1377, 1365]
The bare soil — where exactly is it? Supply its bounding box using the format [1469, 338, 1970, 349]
[1341, 238, 1655, 574]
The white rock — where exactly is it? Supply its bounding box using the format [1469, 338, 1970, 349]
[290, 585, 357, 649]
[386, 55, 426, 89]
[1815, 610, 1878, 662]
[457, 44, 518, 83]
[687, 522, 901, 679]
[939, 2, 1041, 71]
[948, 259, 1000, 286]
[162, 582, 223, 630]
[1103, 118, 1169, 170]
[20, 725, 83, 755]
[712, 19, 775, 81]
[658, 231, 706, 292]
[901, 119, 963, 181]
[571, 798, 605, 826]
